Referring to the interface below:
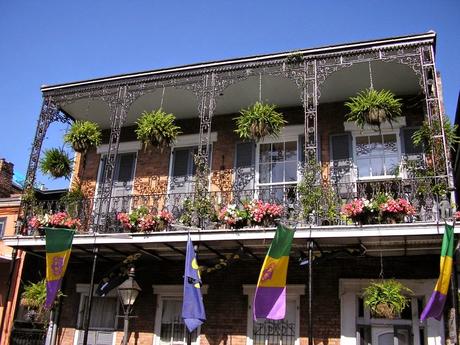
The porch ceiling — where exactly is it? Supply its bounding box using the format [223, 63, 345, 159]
[59, 61, 420, 129]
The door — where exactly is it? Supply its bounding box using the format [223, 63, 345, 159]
[371, 325, 412, 345]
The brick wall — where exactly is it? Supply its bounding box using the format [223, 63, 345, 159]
[37, 253, 439, 345]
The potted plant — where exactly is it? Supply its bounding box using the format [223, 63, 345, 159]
[345, 89, 402, 130]
[218, 204, 250, 229]
[39, 148, 72, 179]
[135, 109, 182, 151]
[234, 102, 287, 141]
[362, 279, 412, 319]
[21, 279, 63, 323]
[117, 206, 174, 232]
[64, 120, 102, 153]
[28, 211, 81, 235]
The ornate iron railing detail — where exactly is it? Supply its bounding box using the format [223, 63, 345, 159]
[10, 326, 46, 345]
[19, 175, 449, 235]
[253, 319, 296, 345]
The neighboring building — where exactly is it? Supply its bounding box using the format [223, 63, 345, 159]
[0, 159, 24, 345]
[3, 32, 457, 345]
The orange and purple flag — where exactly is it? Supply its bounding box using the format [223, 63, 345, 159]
[421, 224, 455, 321]
[45, 228, 75, 309]
[253, 224, 294, 320]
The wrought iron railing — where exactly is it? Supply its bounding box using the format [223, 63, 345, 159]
[10, 327, 46, 345]
[19, 176, 451, 235]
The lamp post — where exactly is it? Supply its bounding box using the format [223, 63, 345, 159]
[117, 267, 141, 345]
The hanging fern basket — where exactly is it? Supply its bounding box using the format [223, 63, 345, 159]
[362, 279, 412, 319]
[135, 109, 182, 151]
[345, 89, 403, 129]
[235, 102, 286, 141]
[39, 148, 72, 179]
[64, 120, 102, 153]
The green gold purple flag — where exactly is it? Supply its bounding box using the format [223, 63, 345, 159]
[421, 224, 455, 321]
[253, 224, 294, 320]
[45, 228, 75, 309]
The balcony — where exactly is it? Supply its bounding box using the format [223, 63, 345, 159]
[18, 172, 450, 236]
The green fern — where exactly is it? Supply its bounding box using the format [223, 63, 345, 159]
[345, 89, 402, 129]
[39, 148, 72, 179]
[412, 115, 460, 152]
[64, 120, 102, 153]
[363, 280, 412, 318]
[135, 109, 182, 150]
[235, 102, 287, 141]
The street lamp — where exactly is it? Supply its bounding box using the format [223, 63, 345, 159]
[117, 267, 141, 345]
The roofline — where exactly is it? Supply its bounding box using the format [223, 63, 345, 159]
[41, 31, 436, 93]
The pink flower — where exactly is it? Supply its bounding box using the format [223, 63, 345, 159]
[28, 216, 42, 229]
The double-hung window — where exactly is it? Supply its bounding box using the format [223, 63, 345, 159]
[75, 285, 118, 345]
[153, 285, 208, 345]
[255, 126, 303, 202]
[0, 217, 6, 238]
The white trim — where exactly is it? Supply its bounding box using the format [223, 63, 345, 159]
[339, 278, 444, 345]
[344, 117, 406, 134]
[258, 125, 304, 143]
[243, 285, 305, 345]
[96, 141, 142, 154]
[152, 285, 208, 345]
[174, 132, 218, 148]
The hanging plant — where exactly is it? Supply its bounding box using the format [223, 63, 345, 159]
[234, 102, 287, 141]
[345, 89, 402, 129]
[412, 115, 460, 153]
[21, 279, 63, 323]
[64, 120, 102, 153]
[135, 109, 182, 151]
[39, 148, 72, 179]
[362, 280, 412, 319]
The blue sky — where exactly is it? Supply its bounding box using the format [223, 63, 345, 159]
[0, 0, 459, 189]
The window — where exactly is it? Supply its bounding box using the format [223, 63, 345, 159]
[153, 285, 208, 345]
[339, 279, 443, 345]
[159, 299, 198, 345]
[75, 285, 118, 345]
[243, 285, 304, 345]
[0, 217, 6, 238]
[355, 134, 399, 178]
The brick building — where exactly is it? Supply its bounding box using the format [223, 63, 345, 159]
[3, 32, 457, 345]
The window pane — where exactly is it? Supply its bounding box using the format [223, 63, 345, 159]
[357, 159, 370, 177]
[385, 156, 399, 175]
[369, 135, 383, 156]
[383, 134, 397, 154]
[272, 143, 284, 162]
[285, 141, 297, 161]
[272, 163, 284, 183]
[259, 164, 271, 183]
[370, 158, 384, 176]
[160, 300, 197, 345]
[260, 144, 271, 163]
[88, 297, 117, 330]
[285, 162, 297, 182]
[356, 137, 370, 157]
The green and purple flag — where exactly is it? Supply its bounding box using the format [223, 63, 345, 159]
[181, 236, 206, 332]
[45, 228, 75, 309]
[253, 224, 294, 320]
[421, 224, 455, 321]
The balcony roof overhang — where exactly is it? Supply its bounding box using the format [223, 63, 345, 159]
[3, 222, 451, 263]
[41, 32, 434, 129]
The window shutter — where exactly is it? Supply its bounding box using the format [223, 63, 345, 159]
[172, 149, 190, 177]
[235, 142, 255, 168]
[401, 127, 422, 154]
[116, 153, 136, 182]
[330, 133, 351, 161]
